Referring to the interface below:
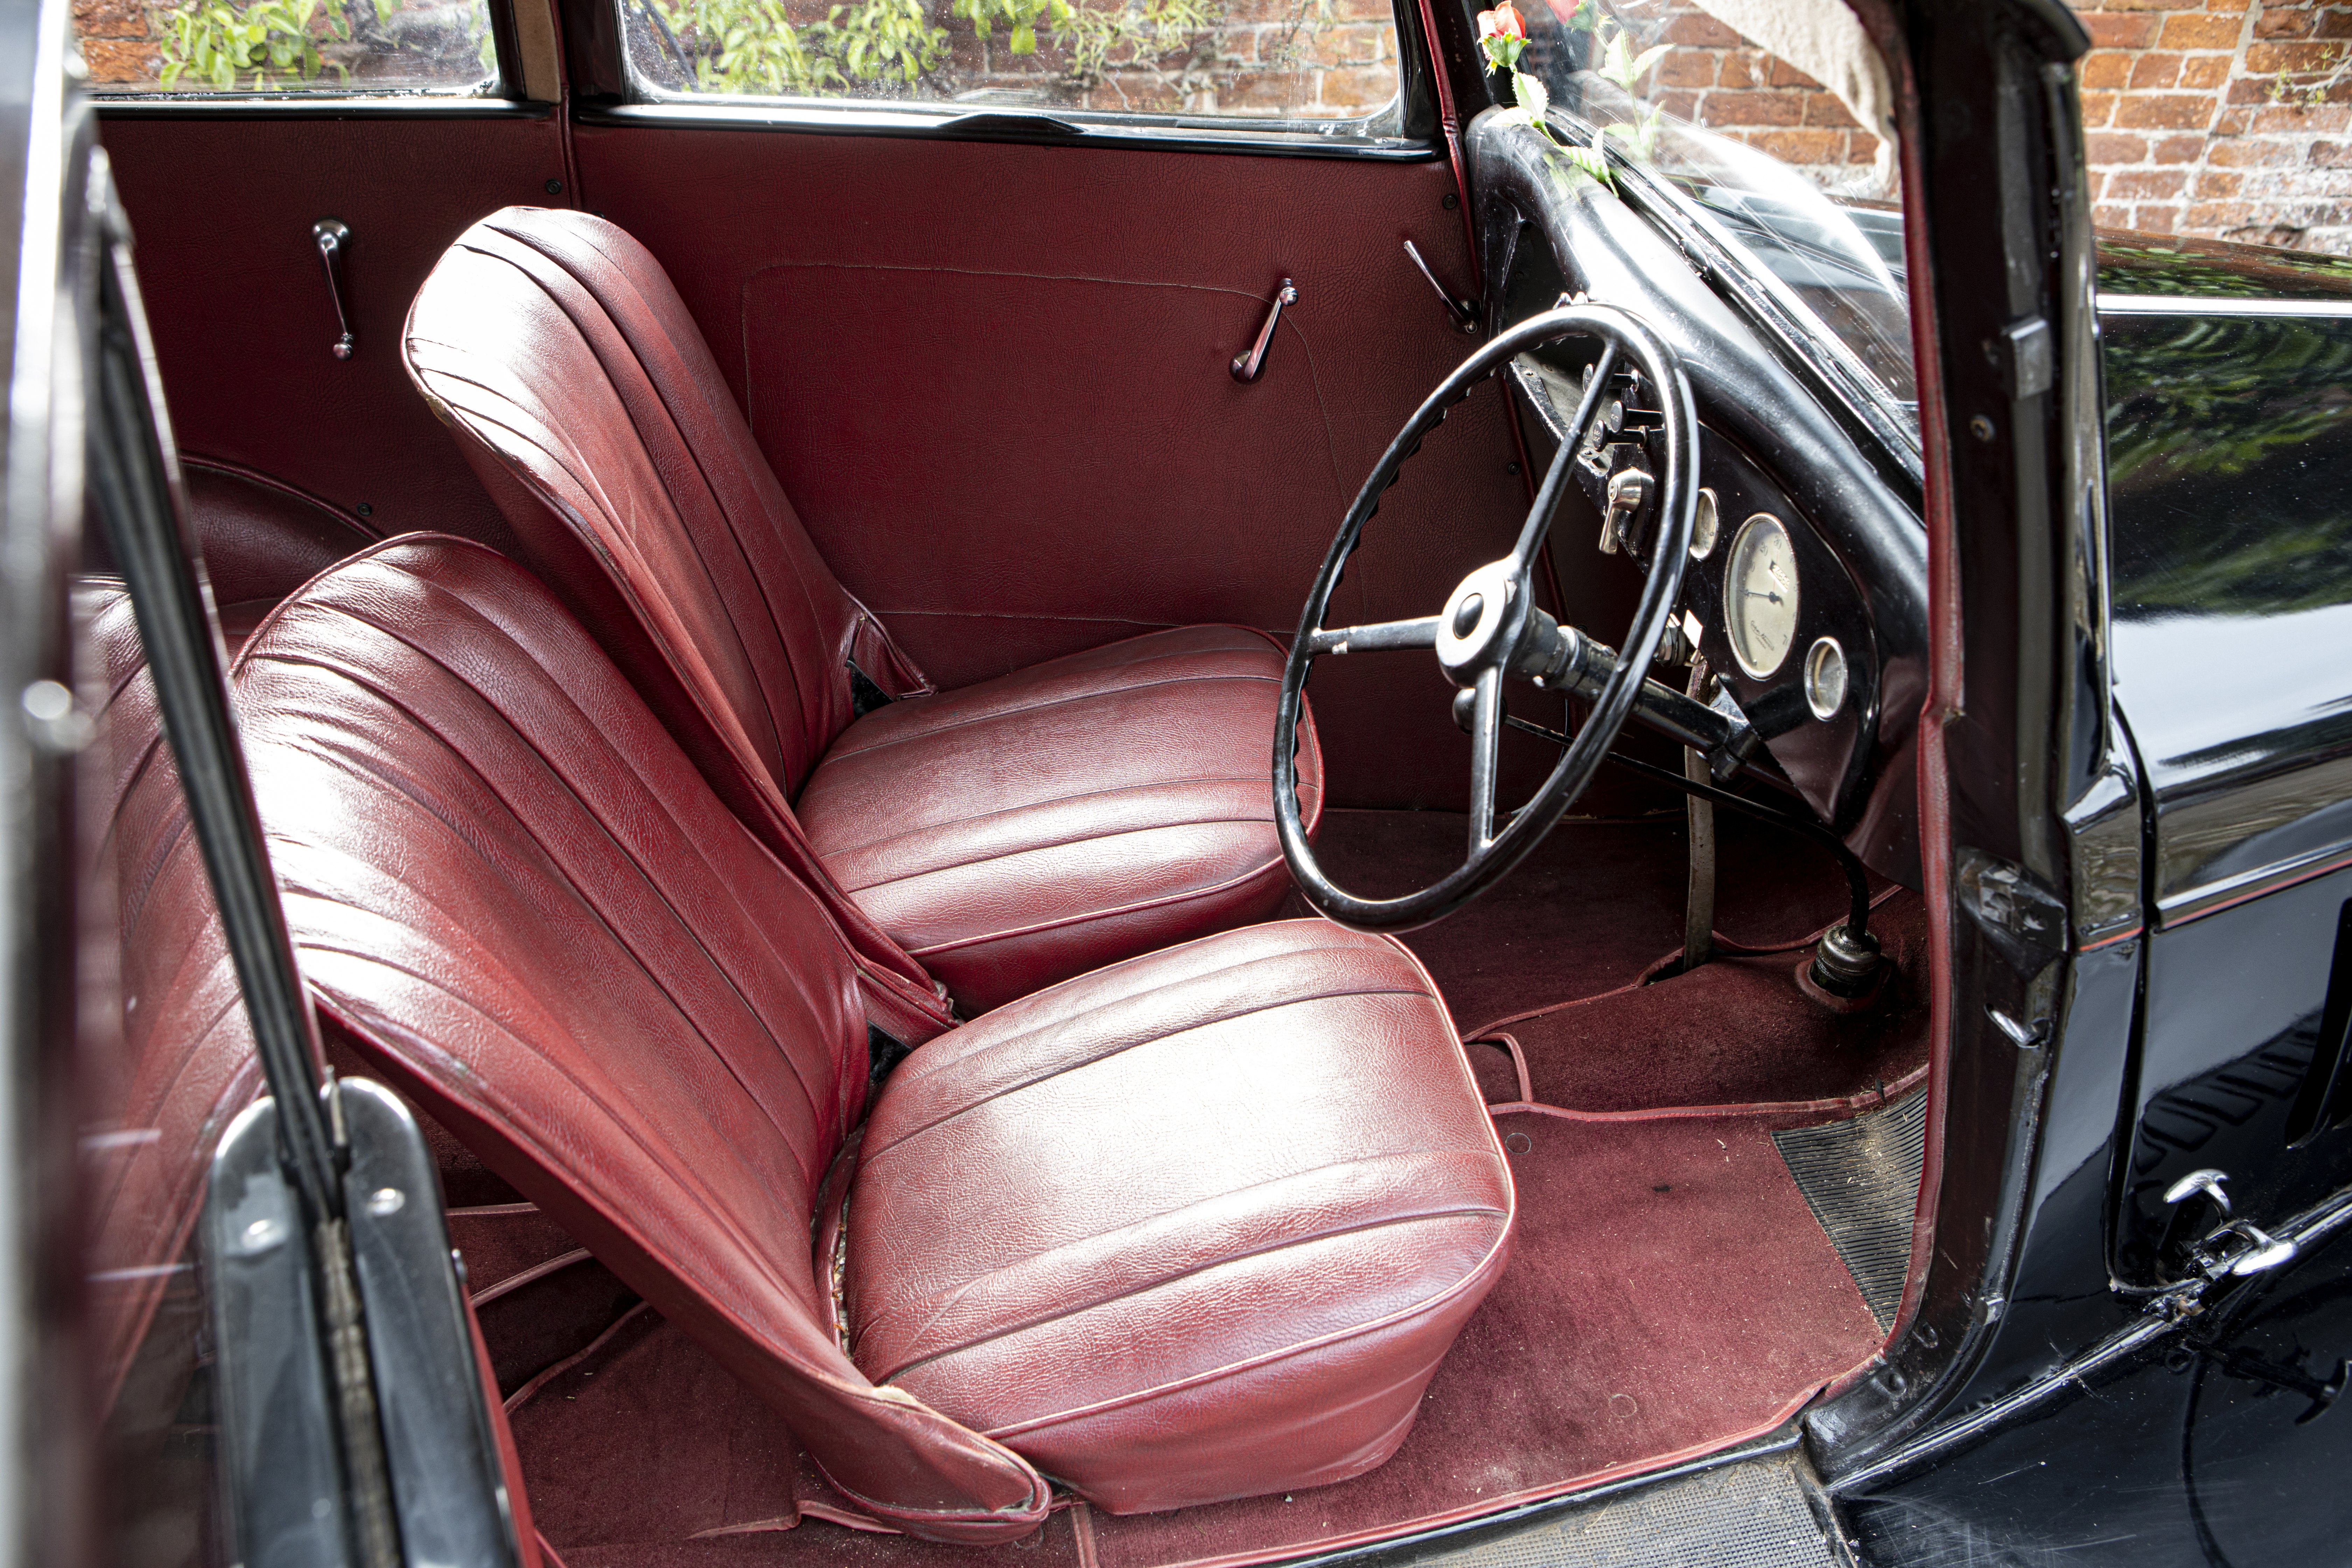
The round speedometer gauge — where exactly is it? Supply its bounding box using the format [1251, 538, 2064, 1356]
[1723, 514, 1800, 677]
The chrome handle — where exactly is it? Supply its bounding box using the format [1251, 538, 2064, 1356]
[2166, 1168, 2232, 1218]
[1230, 278, 1297, 383]
[2218, 1220, 2298, 1277]
[314, 218, 355, 361]
[1404, 240, 1479, 334]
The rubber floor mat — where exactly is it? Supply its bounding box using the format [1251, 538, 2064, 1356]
[1773, 1088, 1928, 1330]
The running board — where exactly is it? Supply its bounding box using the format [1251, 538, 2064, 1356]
[1385, 1449, 1853, 1568]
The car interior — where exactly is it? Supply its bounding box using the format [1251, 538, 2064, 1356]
[80, 2, 1942, 1562]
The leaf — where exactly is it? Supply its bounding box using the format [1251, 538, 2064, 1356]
[1511, 69, 1546, 119]
[1629, 41, 1668, 85]
[1010, 19, 1034, 49]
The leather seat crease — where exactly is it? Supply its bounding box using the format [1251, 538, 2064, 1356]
[401, 207, 1323, 1020]
[228, 536, 1511, 1537]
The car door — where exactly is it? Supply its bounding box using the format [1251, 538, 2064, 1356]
[77, 0, 568, 548]
[2099, 249, 2352, 1282]
[90, 0, 1586, 811]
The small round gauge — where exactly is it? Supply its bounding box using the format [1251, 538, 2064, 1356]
[1723, 513, 1801, 677]
[1804, 635, 1848, 719]
[1690, 488, 1720, 560]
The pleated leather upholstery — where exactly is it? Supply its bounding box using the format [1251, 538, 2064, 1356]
[404, 207, 1319, 1018]
[82, 583, 266, 1412]
[232, 536, 1510, 1531]
[801, 626, 1322, 1013]
[836, 921, 1515, 1514]
[402, 208, 953, 1041]
[234, 536, 1044, 1540]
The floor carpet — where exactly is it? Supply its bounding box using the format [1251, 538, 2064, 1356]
[1286, 807, 1881, 1037]
[496, 806, 1918, 1568]
[513, 1105, 1886, 1568]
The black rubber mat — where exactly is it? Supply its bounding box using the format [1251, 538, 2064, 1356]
[1773, 1089, 1929, 1330]
[1398, 1451, 1845, 1568]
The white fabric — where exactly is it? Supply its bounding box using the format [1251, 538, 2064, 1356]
[1687, 0, 1896, 191]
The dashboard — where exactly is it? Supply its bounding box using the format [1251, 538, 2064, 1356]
[1469, 111, 1930, 886]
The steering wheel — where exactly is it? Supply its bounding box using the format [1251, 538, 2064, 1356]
[1274, 303, 1698, 931]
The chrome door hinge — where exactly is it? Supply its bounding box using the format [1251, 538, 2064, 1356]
[2164, 1168, 2300, 1282]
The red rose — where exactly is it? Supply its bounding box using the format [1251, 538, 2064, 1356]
[1477, 2, 1526, 41]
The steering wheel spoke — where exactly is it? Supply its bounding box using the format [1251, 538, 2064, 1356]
[1465, 667, 1504, 853]
[1508, 342, 1618, 569]
[1303, 616, 1442, 658]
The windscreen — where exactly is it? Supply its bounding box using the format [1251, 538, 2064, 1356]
[1494, 0, 1918, 416]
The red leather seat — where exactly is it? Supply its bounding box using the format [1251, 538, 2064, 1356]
[233, 536, 1509, 1539]
[402, 209, 1321, 1018]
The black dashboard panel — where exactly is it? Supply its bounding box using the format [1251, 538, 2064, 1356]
[1465, 107, 1928, 885]
[1680, 433, 1880, 829]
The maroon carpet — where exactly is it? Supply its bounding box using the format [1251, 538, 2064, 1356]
[1286, 807, 1877, 1036]
[509, 1104, 1884, 1568]
[1463, 893, 1930, 1114]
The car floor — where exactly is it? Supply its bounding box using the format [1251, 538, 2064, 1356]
[489, 806, 1924, 1568]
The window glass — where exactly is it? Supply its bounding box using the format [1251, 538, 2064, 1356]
[76, 576, 243, 1568]
[73, 0, 499, 94]
[620, 0, 1402, 130]
[1479, 0, 1914, 420]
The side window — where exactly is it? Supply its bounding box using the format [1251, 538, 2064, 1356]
[72, 0, 500, 94]
[619, 0, 1403, 132]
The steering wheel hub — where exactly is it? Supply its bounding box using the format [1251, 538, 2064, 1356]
[1436, 561, 1522, 684]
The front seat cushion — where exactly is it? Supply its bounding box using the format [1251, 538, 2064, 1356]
[799, 625, 1321, 1015]
[837, 920, 1513, 1514]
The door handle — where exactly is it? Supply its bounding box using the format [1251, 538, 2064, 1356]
[1230, 278, 1297, 383]
[1404, 240, 1480, 334]
[313, 218, 355, 361]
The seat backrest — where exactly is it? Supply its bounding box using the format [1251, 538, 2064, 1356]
[229, 535, 1048, 1541]
[82, 583, 266, 1413]
[402, 208, 948, 1039]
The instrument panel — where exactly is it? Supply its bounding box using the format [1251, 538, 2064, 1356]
[1676, 432, 1880, 831]
[1510, 345, 1882, 833]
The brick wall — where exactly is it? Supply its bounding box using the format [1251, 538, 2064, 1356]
[1641, 0, 1886, 192]
[2078, 0, 2352, 249]
[1629, 0, 2352, 253]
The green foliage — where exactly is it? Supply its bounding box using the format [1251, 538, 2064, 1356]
[830, 0, 949, 79]
[953, 0, 1068, 55]
[652, 0, 950, 91]
[652, 0, 841, 92]
[1054, 0, 1212, 89]
[157, 0, 347, 90]
[652, 0, 1325, 105]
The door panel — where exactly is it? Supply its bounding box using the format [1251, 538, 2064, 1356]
[572, 123, 1556, 807]
[99, 112, 568, 549]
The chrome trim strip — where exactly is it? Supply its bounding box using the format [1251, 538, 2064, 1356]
[2099, 292, 2352, 318]
[2155, 841, 2352, 929]
[94, 97, 547, 118]
[581, 100, 1437, 160]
